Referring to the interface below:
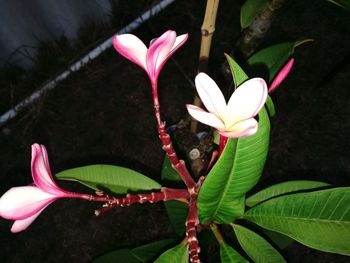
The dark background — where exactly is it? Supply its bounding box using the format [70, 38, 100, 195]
[0, 1, 349, 262]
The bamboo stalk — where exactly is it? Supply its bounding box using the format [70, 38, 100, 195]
[190, 0, 220, 133]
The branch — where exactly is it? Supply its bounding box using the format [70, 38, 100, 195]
[94, 188, 190, 216]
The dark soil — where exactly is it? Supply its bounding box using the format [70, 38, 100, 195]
[0, 0, 349, 262]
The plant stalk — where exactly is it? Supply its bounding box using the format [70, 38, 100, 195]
[190, 0, 220, 133]
[152, 82, 196, 189]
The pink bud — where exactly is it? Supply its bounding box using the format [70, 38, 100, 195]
[269, 58, 294, 93]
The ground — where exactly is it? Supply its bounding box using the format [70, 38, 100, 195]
[0, 0, 349, 262]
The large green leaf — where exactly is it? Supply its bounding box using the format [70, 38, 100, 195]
[164, 200, 188, 235]
[225, 53, 249, 89]
[132, 239, 175, 262]
[246, 180, 330, 207]
[93, 239, 174, 263]
[220, 242, 248, 263]
[244, 187, 350, 255]
[154, 243, 188, 263]
[56, 164, 161, 194]
[198, 108, 270, 224]
[240, 0, 268, 28]
[248, 42, 299, 81]
[232, 224, 286, 263]
[263, 229, 294, 249]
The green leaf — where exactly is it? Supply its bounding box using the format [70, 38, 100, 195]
[225, 53, 249, 89]
[265, 95, 276, 117]
[164, 200, 188, 235]
[93, 239, 174, 263]
[56, 164, 161, 194]
[232, 224, 286, 263]
[263, 229, 294, 249]
[154, 243, 188, 263]
[327, 0, 350, 11]
[248, 42, 298, 81]
[198, 108, 270, 224]
[244, 187, 350, 255]
[240, 0, 269, 28]
[220, 242, 248, 263]
[132, 239, 175, 262]
[246, 180, 330, 207]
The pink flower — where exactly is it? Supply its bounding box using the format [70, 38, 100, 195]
[187, 73, 267, 138]
[113, 30, 188, 84]
[269, 58, 294, 93]
[0, 144, 89, 233]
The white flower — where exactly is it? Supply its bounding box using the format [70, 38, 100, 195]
[187, 73, 267, 138]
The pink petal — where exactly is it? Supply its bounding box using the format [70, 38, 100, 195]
[0, 186, 57, 220]
[195, 73, 227, 120]
[226, 78, 267, 127]
[269, 58, 294, 93]
[220, 118, 258, 138]
[11, 206, 47, 233]
[186, 104, 225, 130]
[146, 30, 176, 80]
[31, 144, 64, 195]
[113, 34, 148, 71]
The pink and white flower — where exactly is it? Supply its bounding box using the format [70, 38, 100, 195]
[0, 144, 89, 233]
[113, 30, 188, 84]
[187, 73, 268, 138]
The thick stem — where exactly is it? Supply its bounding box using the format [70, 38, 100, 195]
[222, 0, 286, 79]
[210, 223, 225, 244]
[236, 0, 285, 58]
[186, 194, 201, 263]
[190, 0, 220, 133]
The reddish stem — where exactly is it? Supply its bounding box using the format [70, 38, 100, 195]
[151, 81, 196, 189]
[94, 188, 189, 216]
[218, 135, 228, 156]
[186, 194, 201, 263]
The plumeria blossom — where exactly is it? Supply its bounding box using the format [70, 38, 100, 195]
[269, 58, 294, 92]
[113, 30, 188, 85]
[0, 144, 90, 233]
[187, 73, 268, 138]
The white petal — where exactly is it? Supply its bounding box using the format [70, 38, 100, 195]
[11, 206, 47, 233]
[226, 78, 267, 127]
[170, 34, 188, 53]
[0, 186, 56, 220]
[220, 118, 258, 138]
[186, 104, 225, 130]
[195, 73, 227, 119]
[113, 34, 148, 70]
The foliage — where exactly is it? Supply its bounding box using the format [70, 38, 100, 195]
[0, 1, 348, 263]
